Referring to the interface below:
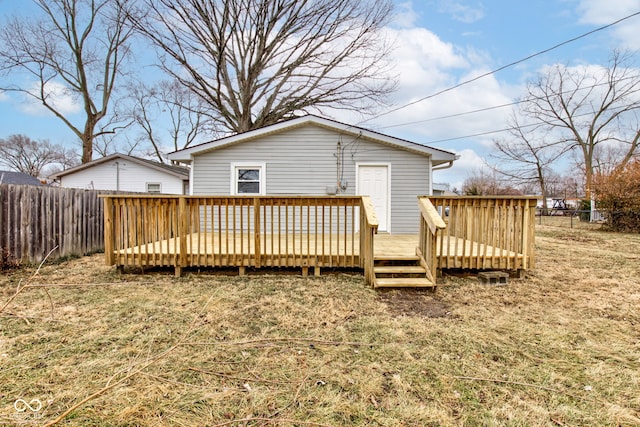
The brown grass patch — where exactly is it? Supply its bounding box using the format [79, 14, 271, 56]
[1, 224, 639, 426]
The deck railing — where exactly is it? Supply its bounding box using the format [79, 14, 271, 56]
[102, 195, 378, 282]
[426, 196, 537, 271]
[416, 197, 447, 283]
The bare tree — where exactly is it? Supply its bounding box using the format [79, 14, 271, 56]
[128, 0, 396, 134]
[0, 134, 77, 177]
[521, 50, 640, 199]
[92, 133, 142, 158]
[129, 80, 214, 163]
[491, 113, 571, 210]
[461, 168, 522, 196]
[0, 0, 134, 163]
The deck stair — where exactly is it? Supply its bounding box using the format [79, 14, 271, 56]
[373, 256, 435, 288]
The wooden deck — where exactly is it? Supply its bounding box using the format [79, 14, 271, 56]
[115, 232, 527, 270]
[103, 195, 537, 287]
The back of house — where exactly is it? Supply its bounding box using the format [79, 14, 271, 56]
[169, 115, 457, 233]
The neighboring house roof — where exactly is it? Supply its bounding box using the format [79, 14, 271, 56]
[0, 170, 44, 186]
[50, 153, 189, 180]
[167, 115, 459, 165]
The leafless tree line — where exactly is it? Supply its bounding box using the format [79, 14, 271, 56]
[489, 50, 640, 201]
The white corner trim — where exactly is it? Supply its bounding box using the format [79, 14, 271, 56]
[189, 158, 194, 195]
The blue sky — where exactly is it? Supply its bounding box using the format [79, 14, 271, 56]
[1, 0, 639, 188]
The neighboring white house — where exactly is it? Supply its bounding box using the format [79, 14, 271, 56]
[50, 153, 189, 194]
[168, 115, 458, 233]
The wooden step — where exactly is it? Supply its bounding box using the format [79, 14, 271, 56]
[374, 256, 421, 267]
[374, 278, 435, 288]
[374, 266, 426, 274]
[374, 255, 420, 262]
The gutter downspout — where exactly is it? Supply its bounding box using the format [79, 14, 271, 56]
[115, 161, 120, 191]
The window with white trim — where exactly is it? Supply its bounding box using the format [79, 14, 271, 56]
[146, 182, 161, 193]
[231, 163, 265, 195]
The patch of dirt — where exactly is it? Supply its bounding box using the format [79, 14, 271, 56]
[378, 289, 452, 318]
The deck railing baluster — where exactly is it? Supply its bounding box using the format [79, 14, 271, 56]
[102, 195, 375, 284]
[425, 196, 536, 273]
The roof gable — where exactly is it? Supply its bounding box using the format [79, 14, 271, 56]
[168, 115, 457, 164]
[50, 153, 189, 180]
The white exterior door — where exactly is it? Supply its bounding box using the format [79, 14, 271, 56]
[357, 165, 389, 232]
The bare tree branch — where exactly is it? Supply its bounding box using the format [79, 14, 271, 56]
[0, 0, 135, 163]
[520, 50, 640, 199]
[490, 113, 572, 209]
[127, 0, 396, 134]
[128, 80, 217, 162]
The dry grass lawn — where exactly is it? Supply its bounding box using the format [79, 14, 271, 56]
[1, 224, 639, 426]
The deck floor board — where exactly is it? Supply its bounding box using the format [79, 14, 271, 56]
[115, 232, 526, 269]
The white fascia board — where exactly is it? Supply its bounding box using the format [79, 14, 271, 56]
[167, 115, 458, 163]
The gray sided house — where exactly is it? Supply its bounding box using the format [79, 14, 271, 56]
[168, 115, 457, 233]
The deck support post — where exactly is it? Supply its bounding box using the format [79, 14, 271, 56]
[178, 197, 188, 273]
[239, 266, 246, 276]
[302, 266, 309, 277]
[175, 266, 182, 277]
[314, 266, 321, 277]
[253, 197, 261, 268]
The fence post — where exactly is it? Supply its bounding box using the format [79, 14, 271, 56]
[359, 196, 378, 286]
[254, 197, 261, 268]
[103, 196, 115, 265]
[177, 197, 188, 276]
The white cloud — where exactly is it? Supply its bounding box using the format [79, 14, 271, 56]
[366, 25, 514, 145]
[576, 0, 640, 49]
[326, 2, 519, 188]
[19, 81, 82, 116]
[0, 90, 7, 102]
[393, 1, 420, 29]
[438, 0, 485, 23]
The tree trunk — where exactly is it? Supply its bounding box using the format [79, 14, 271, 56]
[81, 119, 96, 163]
[584, 158, 593, 200]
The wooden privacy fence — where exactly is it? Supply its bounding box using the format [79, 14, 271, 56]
[0, 184, 107, 264]
[426, 196, 537, 271]
[102, 195, 379, 282]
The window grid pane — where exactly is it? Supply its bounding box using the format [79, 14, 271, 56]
[237, 182, 260, 194]
[147, 183, 161, 193]
[236, 167, 261, 194]
[238, 169, 259, 181]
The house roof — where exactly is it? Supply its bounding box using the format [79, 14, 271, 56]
[167, 115, 459, 165]
[0, 170, 45, 186]
[50, 153, 190, 180]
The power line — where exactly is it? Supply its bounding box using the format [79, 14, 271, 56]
[357, 10, 640, 126]
[378, 73, 640, 130]
[420, 103, 636, 146]
[380, 102, 519, 129]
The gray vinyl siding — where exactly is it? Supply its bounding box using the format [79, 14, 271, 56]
[192, 124, 430, 233]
